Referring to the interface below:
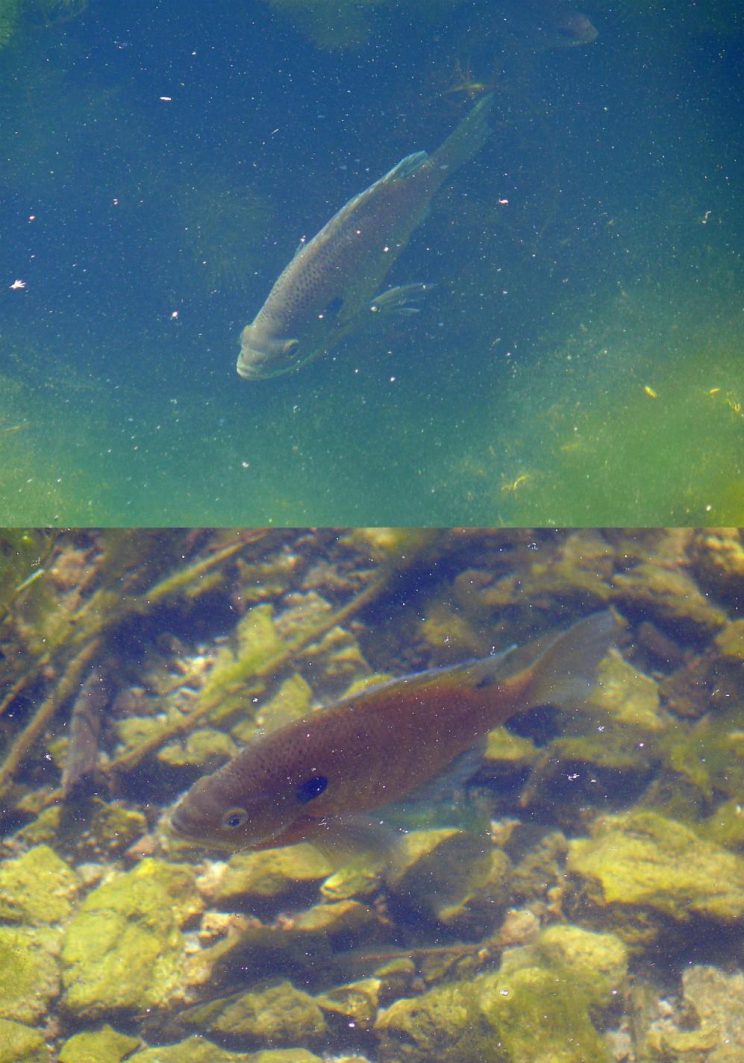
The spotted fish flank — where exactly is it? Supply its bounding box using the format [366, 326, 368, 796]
[170, 612, 617, 852]
[236, 94, 494, 380]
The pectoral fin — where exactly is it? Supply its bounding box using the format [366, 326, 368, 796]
[369, 282, 435, 316]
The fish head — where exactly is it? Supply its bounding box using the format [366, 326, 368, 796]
[236, 323, 302, 380]
[169, 753, 332, 851]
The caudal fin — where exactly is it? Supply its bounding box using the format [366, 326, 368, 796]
[430, 93, 494, 177]
[524, 610, 619, 712]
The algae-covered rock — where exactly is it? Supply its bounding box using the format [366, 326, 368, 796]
[0, 844, 79, 925]
[0, 1018, 49, 1063]
[567, 811, 744, 944]
[385, 828, 510, 936]
[536, 925, 628, 1008]
[613, 562, 726, 639]
[645, 964, 744, 1060]
[706, 798, 744, 851]
[478, 962, 610, 1063]
[316, 978, 380, 1033]
[158, 728, 238, 769]
[376, 978, 489, 1063]
[208, 845, 332, 910]
[180, 980, 326, 1046]
[61, 859, 201, 1018]
[376, 951, 612, 1063]
[232, 674, 313, 745]
[0, 926, 61, 1024]
[127, 1035, 252, 1062]
[320, 862, 382, 902]
[589, 651, 665, 732]
[58, 1024, 141, 1063]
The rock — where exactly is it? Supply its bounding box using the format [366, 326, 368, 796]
[127, 1035, 252, 1063]
[645, 965, 744, 1061]
[57, 1024, 141, 1063]
[179, 981, 326, 1047]
[376, 951, 612, 1063]
[316, 978, 381, 1033]
[232, 675, 313, 744]
[61, 859, 201, 1019]
[0, 926, 61, 1024]
[589, 651, 665, 732]
[320, 862, 382, 902]
[208, 845, 332, 910]
[385, 828, 509, 935]
[567, 811, 744, 944]
[0, 845, 78, 925]
[536, 925, 628, 1008]
[158, 728, 238, 770]
[613, 562, 726, 641]
[0, 1018, 49, 1063]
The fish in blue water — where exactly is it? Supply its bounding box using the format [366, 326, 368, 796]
[236, 93, 494, 380]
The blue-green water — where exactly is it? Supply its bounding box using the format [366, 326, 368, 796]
[1, 0, 743, 524]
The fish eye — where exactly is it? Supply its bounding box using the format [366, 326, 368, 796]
[222, 807, 248, 829]
[295, 775, 328, 804]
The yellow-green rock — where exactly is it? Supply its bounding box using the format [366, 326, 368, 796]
[61, 859, 200, 1018]
[567, 811, 744, 942]
[180, 981, 326, 1045]
[376, 951, 612, 1063]
[385, 828, 508, 934]
[58, 1024, 141, 1063]
[210, 845, 331, 908]
[0, 845, 78, 925]
[0, 926, 61, 1024]
[589, 651, 664, 731]
[316, 978, 380, 1033]
[158, 728, 238, 768]
[232, 674, 312, 744]
[536, 925, 628, 1008]
[127, 1036, 252, 1062]
[0, 1018, 49, 1063]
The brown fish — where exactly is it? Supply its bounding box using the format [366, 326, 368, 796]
[170, 611, 617, 852]
[236, 93, 494, 380]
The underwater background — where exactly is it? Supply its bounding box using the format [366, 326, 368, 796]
[1, 0, 743, 525]
[3, 526, 744, 1062]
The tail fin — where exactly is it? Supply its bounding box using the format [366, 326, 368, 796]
[524, 610, 619, 712]
[430, 93, 494, 177]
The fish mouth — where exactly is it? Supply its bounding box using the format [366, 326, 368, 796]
[236, 350, 294, 381]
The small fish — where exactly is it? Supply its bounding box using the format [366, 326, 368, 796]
[170, 611, 617, 852]
[497, 0, 598, 49]
[236, 94, 494, 380]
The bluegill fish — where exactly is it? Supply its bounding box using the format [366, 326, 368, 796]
[236, 94, 494, 380]
[498, 0, 598, 49]
[170, 611, 617, 852]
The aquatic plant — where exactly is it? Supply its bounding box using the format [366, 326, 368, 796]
[0, 0, 20, 48]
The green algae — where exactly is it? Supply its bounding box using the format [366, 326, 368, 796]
[211, 845, 332, 909]
[57, 1025, 140, 1063]
[180, 981, 327, 1046]
[0, 1018, 48, 1063]
[567, 810, 744, 943]
[377, 951, 614, 1063]
[0, 926, 61, 1024]
[61, 859, 201, 1019]
[0, 845, 78, 925]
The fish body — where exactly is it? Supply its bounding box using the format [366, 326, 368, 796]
[496, 0, 598, 49]
[170, 611, 617, 852]
[236, 93, 494, 380]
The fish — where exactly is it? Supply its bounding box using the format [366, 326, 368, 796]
[496, 0, 598, 49]
[236, 93, 494, 380]
[170, 611, 617, 852]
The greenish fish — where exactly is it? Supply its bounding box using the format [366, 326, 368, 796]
[236, 94, 494, 380]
